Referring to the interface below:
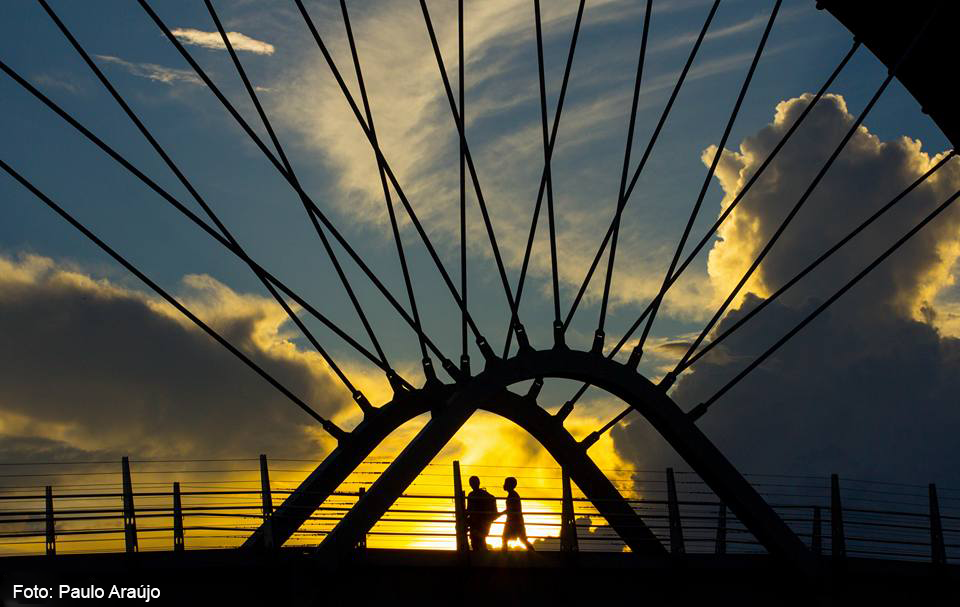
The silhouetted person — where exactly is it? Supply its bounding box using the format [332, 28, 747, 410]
[501, 477, 535, 551]
[465, 476, 496, 551]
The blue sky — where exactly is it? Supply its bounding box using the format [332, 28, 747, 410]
[1, 1, 958, 483]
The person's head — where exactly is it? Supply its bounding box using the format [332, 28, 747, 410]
[469, 476, 480, 490]
[503, 477, 517, 491]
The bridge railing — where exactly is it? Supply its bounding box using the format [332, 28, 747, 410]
[0, 456, 957, 562]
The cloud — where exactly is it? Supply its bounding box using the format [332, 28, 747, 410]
[532, 516, 614, 550]
[31, 73, 81, 94]
[655, 341, 694, 356]
[705, 94, 960, 319]
[171, 27, 275, 55]
[0, 254, 635, 487]
[267, 0, 795, 325]
[650, 10, 777, 52]
[612, 94, 960, 488]
[0, 253, 353, 463]
[0, 255, 652, 553]
[94, 54, 202, 86]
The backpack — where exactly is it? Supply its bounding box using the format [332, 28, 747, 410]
[476, 488, 497, 524]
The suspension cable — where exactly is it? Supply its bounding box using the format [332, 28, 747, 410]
[670, 3, 940, 385]
[458, 0, 469, 373]
[506, 0, 586, 356]
[0, 159, 346, 441]
[595, 151, 956, 437]
[680, 150, 957, 372]
[419, 0, 521, 345]
[560, 38, 861, 419]
[602, 39, 861, 368]
[595, 0, 653, 351]
[36, 0, 374, 409]
[533, 0, 563, 329]
[634, 0, 782, 367]
[0, 57, 401, 390]
[563, 0, 720, 331]
[689, 186, 960, 422]
[138, 0, 458, 378]
[337, 0, 432, 373]
[291, 0, 493, 362]
[204, 0, 393, 379]
[590, 10, 937, 431]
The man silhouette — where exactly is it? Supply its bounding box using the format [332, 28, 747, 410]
[465, 476, 496, 551]
[501, 476, 535, 551]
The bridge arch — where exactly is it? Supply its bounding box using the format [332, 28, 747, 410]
[244, 372, 664, 554]
[253, 348, 814, 572]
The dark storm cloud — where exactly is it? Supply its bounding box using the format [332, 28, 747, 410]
[656, 341, 695, 356]
[613, 94, 960, 487]
[0, 254, 353, 462]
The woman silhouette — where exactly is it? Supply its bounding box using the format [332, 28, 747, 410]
[501, 477, 535, 551]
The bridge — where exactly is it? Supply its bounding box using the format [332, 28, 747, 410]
[2, 0, 960, 604]
[1, 456, 957, 604]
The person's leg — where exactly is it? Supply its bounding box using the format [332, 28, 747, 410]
[477, 524, 490, 551]
[519, 530, 535, 551]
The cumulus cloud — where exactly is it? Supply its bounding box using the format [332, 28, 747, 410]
[705, 93, 960, 320]
[0, 253, 353, 463]
[0, 254, 631, 490]
[171, 27, 275, 55]
[268, 0, 780, 321]
[95, 54, 202, 86]
[613, 94, 960, 487]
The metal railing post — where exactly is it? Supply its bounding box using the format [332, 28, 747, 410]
[259, 454, 274, 549]
[45, 485, 55, 556]
[666, 468, 685, 555]
[714, 503, 726, 555]
[560, 468, 579, 553]
[173, 481, 184, 552]
[830, 474, 845, 560]
[453, 461, 468, 553]
[121, 456, 138, 553]
[812, 506, 822, 556]
[357, 487, 367, 550]
[930, 483, 946, 565]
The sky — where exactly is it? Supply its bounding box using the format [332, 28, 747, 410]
[0, 0, 958, 553]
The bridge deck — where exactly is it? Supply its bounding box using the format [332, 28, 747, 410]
[2, 548, 957, 606]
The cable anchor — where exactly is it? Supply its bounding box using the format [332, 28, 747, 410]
[552, 320, 567, 349]
[590, 329, 605, 355]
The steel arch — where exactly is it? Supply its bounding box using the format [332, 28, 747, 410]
[244, 376, 665, 555]
[251, 348, 813, 572]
